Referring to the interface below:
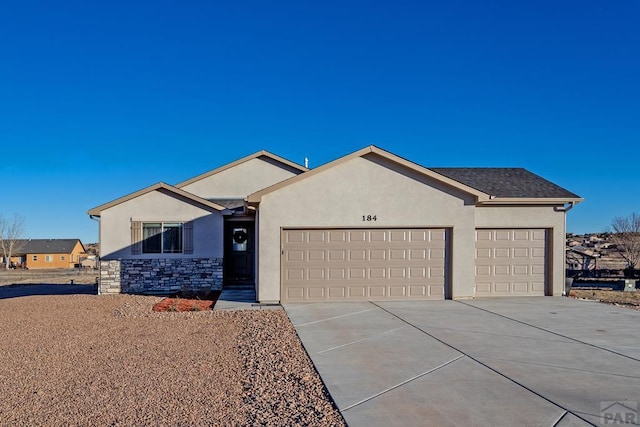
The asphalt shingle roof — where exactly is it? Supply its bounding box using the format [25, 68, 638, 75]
[208, 198, 245, 209]
[428, 168, 581, 199]
[14, 239, 83, 255]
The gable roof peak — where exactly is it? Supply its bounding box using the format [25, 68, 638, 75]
[247, 144, 490, 203]
[175, 150, 308, 189]
[87, 182, 228, 216]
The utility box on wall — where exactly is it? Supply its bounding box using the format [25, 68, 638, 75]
[623, 279, 637, 292]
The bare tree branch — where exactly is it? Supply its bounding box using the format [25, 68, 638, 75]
[609, 212, 640, 269]
[0, 214, 26, 269]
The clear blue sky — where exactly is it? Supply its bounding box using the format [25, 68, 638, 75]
[2, 1, 638, 243]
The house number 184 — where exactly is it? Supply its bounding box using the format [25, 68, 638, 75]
[362, 215, 377, 222]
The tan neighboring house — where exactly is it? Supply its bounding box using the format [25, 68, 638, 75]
[88, 146, 582, 301]
[7, 239, 87, 269]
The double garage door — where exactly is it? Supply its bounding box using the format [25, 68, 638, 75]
[281, 228, 448, 302]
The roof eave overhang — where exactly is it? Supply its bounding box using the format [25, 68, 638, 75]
[477, 197, 584, 206]
[86, 183, 228, 216]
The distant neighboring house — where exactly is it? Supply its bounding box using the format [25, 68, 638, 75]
[88, 146, 582, 301]
[9, 239, 87, 269]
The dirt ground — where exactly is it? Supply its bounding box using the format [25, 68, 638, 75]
[570, 288, 640, 310]
[0, 284, 345, 425]
[0, 269, 98, 286]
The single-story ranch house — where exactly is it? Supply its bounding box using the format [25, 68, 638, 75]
[2, 239, 86, 269]
[87, 146, 582, 302]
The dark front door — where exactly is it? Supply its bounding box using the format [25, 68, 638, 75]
[224, 221, 255, 285]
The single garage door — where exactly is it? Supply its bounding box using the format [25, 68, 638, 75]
[475, 228, 548, 297]
[282, 228, 448, 302]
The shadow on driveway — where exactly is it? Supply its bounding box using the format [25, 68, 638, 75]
[0, 284, 98, 299]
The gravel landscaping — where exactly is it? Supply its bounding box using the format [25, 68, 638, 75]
[0, 292, 345, 426]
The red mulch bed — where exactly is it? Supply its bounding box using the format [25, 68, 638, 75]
[152, 291, 221, 312]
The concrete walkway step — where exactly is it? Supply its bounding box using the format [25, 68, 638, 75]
[219, 288, 256, 302]
[214, 287, 280, 311]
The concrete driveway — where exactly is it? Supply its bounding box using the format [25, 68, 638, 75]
[285, 298, 640, 426]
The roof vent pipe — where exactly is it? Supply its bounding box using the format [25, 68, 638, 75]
[304, 157, 309, 168]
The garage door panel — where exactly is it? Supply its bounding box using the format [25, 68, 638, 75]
[512, 265, 528, 275]
[495, 230, 511, 240]
[286, 231, 306, 243]
[409, 267, 426, 278]
[390, 231, 407, 241]
[410, 230, 428, 241]
[531, 265, 546, 275]
[475, 228, 547, 297]
[513, 248, 529, 257]
[389, 268, 406, 279]
[494, 265, 510, 275]
[328, 287, 345, 298]
[349, 268, 366, 279]
[429, 248, 446, 259]
[282, 228, 448, 302]
[329, 231, 346, 242]
[286, 269, 305, 280]
[430, 230, 446, 241]
[308, 269, 325, 280]
[286, 287, 305, 300]
[308, 231, 325, 242]
[390, 249, 406, 260]
[287, 250, 305, 262]
[532, 248, 546, 257]
[369, 286, 386, 297]
[476, 265, 491, 276]
[389, 286, 406, 297]
[349, 231, 367, 241]
[370, 231, 387, 241]
[476, 282, 491, 293]
[513, 230, 530, 240]
[532, 230, 546, 240]
[409, 285, 427, 296]
[476, 230, 492, 241]
[328, 269, 345, 279]
[513, 282, 528, 292]
[494, 248, 510, 258]
[531, 282, 546, 292]
[429, 285, 444, 297]
[308, 287, 325, 298]
[476, 248, 492, 259]
[494, 282, 510, 293]
[429, 267, 445, 278]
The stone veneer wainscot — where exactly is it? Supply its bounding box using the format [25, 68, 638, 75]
[99, 258, 223, 295]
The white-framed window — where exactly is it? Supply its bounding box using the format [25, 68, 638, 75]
[142, 222, 184, 254]
[45, 255, 53, 262]
[131, 221, 193, 255]
[61, 256, 66, 261]
[33, 255, 38, 261]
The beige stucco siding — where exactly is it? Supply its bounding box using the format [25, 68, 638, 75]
[100, 189, 223, 259]
[474, 206, 566, 296]
[256, 154, 477, 302]
[180, 157, 300, 199]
